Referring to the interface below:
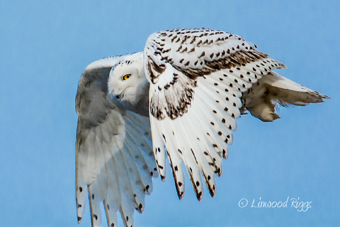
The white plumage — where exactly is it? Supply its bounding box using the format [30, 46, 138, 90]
[75, 28, 329, 227]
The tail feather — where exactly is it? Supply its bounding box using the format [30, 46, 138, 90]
[242, 72, 329, 122]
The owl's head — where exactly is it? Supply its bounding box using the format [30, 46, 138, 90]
[108, 52, 149, 112]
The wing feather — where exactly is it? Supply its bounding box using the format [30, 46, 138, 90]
[183, 111, 217, 196]
[150, 114, 167, 180]
[159, 117, 186, 198]
[176, 115, 204, 200]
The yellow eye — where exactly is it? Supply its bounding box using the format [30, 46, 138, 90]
[122, 74, 131, 80]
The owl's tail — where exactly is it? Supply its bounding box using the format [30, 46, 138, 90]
[241, 72, 330, 122]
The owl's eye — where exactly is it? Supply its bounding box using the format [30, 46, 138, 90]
[122, 74, 131, 81]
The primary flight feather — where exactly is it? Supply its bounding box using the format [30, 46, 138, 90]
[75, 28, 329, 227]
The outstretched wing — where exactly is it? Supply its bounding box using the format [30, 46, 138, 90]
[143, 28, 286, 200]
[75, 57, 158, 227]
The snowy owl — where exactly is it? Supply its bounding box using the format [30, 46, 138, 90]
[75, 28, 329, 227]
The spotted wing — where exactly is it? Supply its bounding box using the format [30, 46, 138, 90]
[75, 58, 158, 227]
[143, 28, 286, 200]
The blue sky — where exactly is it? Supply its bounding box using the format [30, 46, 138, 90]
[1, 0, 339, 226]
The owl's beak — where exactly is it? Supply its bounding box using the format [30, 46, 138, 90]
[114, 93, 124, 100]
